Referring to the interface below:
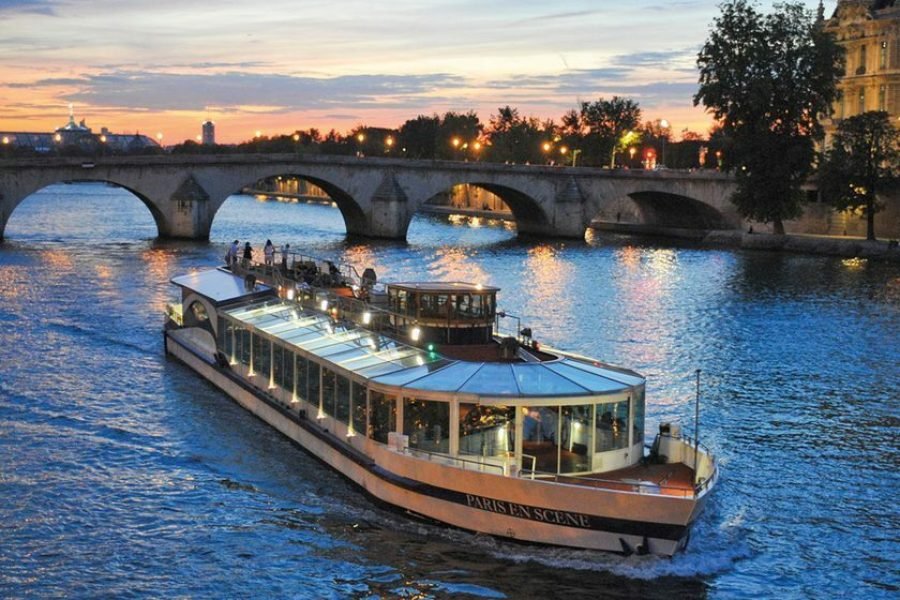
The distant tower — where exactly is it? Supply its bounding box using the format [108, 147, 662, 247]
[201, 120, 215, 145]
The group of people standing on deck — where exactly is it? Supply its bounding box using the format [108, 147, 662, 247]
[224, 238, 290, 271]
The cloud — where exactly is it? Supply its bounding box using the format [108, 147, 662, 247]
[13, 70, 468, 113]
[0, 0, 58, 16]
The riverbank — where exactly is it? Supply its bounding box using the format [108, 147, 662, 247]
[592, 222, 900, 262]
[703, 230, 900, 262]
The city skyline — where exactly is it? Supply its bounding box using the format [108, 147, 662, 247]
[0, 0, 828, 143]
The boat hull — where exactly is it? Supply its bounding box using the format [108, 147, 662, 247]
[166, 329, 708, 557]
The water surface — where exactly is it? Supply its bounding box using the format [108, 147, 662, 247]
[1, 184, 897, 598]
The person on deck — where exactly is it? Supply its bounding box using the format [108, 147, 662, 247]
[242, 241, 253, 267]
[263, 240, 275, 267]
[280, 242, 290, 273]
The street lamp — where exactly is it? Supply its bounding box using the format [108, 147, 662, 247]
[659, 119, 669, 167]
[156, 132, 164, 149]
[571, 148, 581, 167]
[356, 132, 365, 157]
[472, 141, 482, 161]
[629, 146, 636, 166]
[385, 135, 394, 154]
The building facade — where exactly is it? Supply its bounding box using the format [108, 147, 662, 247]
[823, 1, 900, 142]
[202, 120, 215, 145]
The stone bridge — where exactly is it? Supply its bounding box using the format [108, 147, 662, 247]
[0, 153, 739, 240]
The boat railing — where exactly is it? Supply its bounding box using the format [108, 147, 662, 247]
[678, 433, 718, 495]
[232, 258, 410, 335]
[520, 453, 537, 480]
[403, 446, 507, 476]
[524, 472, 697, 498]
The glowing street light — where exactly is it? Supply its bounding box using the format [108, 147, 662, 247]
[659, 119, 670, 167]
[292, 133, 300, 142]
[385, 135, 394, 153]
[156, 132, 164, 146]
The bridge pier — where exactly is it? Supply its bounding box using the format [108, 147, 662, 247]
[155, 175, 214, 240]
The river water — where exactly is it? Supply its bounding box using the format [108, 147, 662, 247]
[0, 184, 897, 599]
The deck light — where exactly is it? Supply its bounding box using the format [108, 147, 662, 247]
[320, 299, 329, 311]
[362, 311, 372, 325]
[286, 288, 295, 301]
[411, 326, 421, 342]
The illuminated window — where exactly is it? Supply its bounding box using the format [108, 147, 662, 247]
[880, 85, 887, 111]
[880, 41, 888, 69]
[858, 88, 866, 114]
[403, 398, 449, 453]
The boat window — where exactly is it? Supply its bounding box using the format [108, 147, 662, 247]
[596, 399, 629, 452]
[252, 334, 270, 376]
[403, 398, 449, 453]
[336, 374, 351, 424]
[222, 320, 235, 358]
[308, 361, 320, 412]
[189, 301, 209, 322]
[273, 344, 284, 388]
[419, 293, 450, 319]
[369, 391, 396, 443]
[522, 406, 560, 473]
[351, 383, 367, 435]
[322, 368, 337, 418]
[560, 405, 592, 473]
[389, 288, 412, 315]
[295, 355, 308, 401]
[239, 328, 251, 366]
[632, 390, 645, 446]
[459, 404, 515, 458]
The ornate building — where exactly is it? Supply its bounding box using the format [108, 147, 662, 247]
[823, 1, 900, 142]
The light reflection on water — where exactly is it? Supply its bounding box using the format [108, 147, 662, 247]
[0, 185, 898, 598]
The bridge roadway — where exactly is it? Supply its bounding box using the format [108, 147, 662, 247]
[0, 153, 739, 240]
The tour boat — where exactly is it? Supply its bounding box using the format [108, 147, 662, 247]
[164, 253, 718, 557]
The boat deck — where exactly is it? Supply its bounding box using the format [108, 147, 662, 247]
[546, 462, 696, 497]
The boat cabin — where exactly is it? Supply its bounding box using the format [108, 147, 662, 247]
[384, 282, 498, 346]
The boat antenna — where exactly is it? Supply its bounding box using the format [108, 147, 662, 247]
[693, 368, 701, 485]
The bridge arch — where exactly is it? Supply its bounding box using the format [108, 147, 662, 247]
[627, 191, 730, 230]
[0, 178, 167, 241]
[413, 179, 550, 238]
[588, 189, 730, 235]
[225, 171, 367, 236]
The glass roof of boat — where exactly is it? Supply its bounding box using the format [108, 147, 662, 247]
[171, 268, 271, 305]
[223, 298, 643, 399]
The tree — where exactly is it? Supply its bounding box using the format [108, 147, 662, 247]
[579, 97, 642, 168]
[818, 111, 899, 240]
[694, 0, 843, 234]
[485, 106, 546, 164]
[399, 115, 441, 159]
[437, 111, 482, 160]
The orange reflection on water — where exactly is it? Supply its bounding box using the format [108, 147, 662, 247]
[429, 246, 487, 284]
[341, 244, 382, 278]
[39, 248, 74, 272]
[142, 247, 179, 315]
[0, 265, 29, 302]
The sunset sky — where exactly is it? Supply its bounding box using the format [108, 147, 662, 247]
[0, 0, 828, 144]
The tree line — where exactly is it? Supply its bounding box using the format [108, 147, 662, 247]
[169, 102, 715, 171]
